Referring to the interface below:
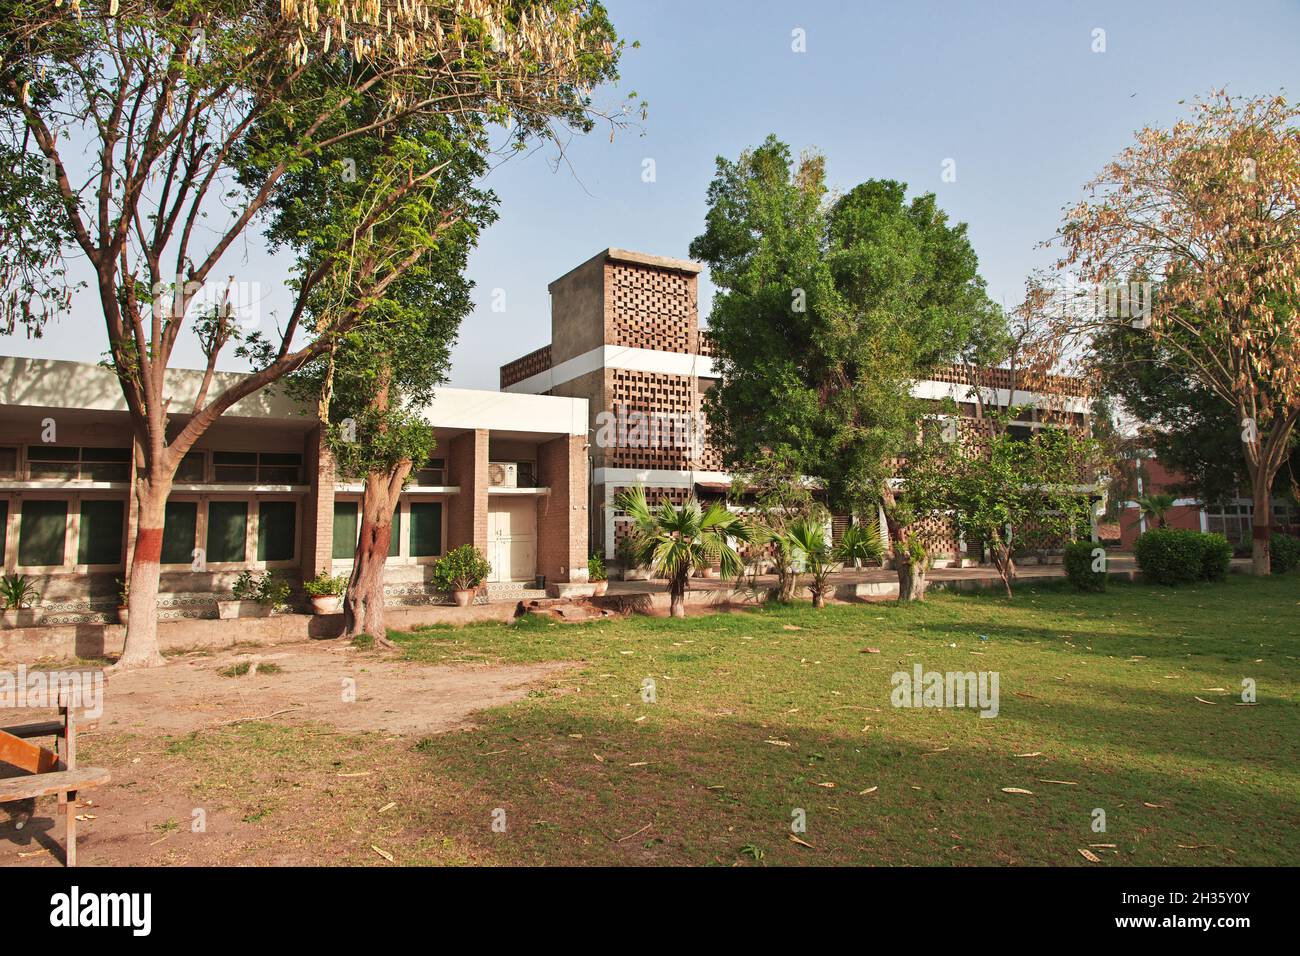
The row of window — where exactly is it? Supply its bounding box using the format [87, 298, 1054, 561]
[0, 445, 459, 488]
[0, 495, 446, 570]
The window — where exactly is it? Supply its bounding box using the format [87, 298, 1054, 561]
[332, 501, 359, 560]
[26, 446, 131, 481]
[19, 499, 67, 566]
[413, 457, 447, 486]
[389, 508, 401, 558]
[206, 501, 248, 563]
[410, 502, 443, 557]
[0, 447, 17, 479]
[213, 451, 302, 485]
[0, 499, 8, 559]
[77, 499, 125, 566]
[257, 501, 296, 562]
[161, 501, 198, 564]
[175, 451, 206, 483]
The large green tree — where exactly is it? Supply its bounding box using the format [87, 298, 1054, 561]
[690, 136, 1004, 599]
[0, 1, 625, 666]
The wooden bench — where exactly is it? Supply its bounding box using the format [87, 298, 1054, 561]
[1, 702, 110, 866]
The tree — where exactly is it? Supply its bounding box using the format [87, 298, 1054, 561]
[949, 425, 1100, 598]
[1136, 492, 1176, 529]
[1058, 91, 1300, 575]
[690, 136, 1004, 600]
[617, 486, 748, 619]
[727, 450, 823, 602]
[0, 1, 625, 665]
[783, 517, 838, 608]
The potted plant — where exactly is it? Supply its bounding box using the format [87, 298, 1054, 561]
[217, 571, 288, 619]
[588, 553, 608, 596]
[115, 577, 129, 626]
[1, 573, 41, 628]
[303, 572, 347, 615]
[617, 535, 651, 581]
[432, 545, 492, 607]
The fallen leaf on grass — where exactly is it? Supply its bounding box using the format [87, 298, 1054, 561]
[782, 625, 803, 631]
[1089, 844, 1117, 848]
[1176, 843, 1215, 849]
[1001, 787, 1034, 795]
[860, 647, 881, 654]
[921, 747, 950, 756]
[765, 739, 792, 747]
[1078, 848, 1102, 863]
[593, 754, 604, 763]
[1193, 696, 1217, 705]
[1143, 802, 1168, 809]
[1013, 752, 1043, 758]
[788, 834, 814, 848]
[815, 781, 836, 788]
[1037, 779, 1078, 786]
[858, 786, 878, 795]
[628, 761, 649, 767]
[372, 846, 394, 863]
[74, 813, 96, 821]
[337, 771, 372, 778]
[378, 802, 397, 814]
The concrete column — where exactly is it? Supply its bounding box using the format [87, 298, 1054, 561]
[447, 429, 489, 554]
[536, 434, 588, 583]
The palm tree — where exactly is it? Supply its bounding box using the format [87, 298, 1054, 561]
[835, 520, 885, 569]
[617, 486, 749, 618]
[1137, 492, 1176, 529]
[784, 518, 841, 608]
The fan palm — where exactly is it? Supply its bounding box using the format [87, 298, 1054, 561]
[1137, 493, 1176, 529]
[784, 518, 841, 608]
[617, 486, 749, 618]
[835, 520, 885, 568]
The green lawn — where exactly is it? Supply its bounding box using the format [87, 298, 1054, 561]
[155, 576, 1300, 866]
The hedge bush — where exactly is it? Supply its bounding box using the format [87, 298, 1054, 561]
[1272, 533, 1300, 574]
[1199, 532, 1233, 582]
[1135, 528, 1231, 586]
[1063, 541, 1106, 591]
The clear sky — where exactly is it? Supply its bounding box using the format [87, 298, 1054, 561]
[4, 0, 1298, 389]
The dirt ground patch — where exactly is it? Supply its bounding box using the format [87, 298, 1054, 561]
[1, 640, 575, 867]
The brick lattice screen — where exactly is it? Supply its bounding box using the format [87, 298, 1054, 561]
[500, 343, 553, 389]
[606, 262, 697, 354]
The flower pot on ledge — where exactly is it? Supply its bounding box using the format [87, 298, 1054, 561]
[116, 606, 129, 626]
[216, 600, 274, 620]
[451, 588, 475, 607]
[591, 580, 608, 596]
[309, 595, 342, 615]
[1, 609, 40, 629]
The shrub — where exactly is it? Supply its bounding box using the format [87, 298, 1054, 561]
[1135, 528, 1232, 585]
[432, 544, 492, 592]
[1199, 533, 1233, 582]
[587, 553, 607, 582]
[1063, 541, 1106, 591]
[230, 570, 292, 608]
[1, 572, 41, 610]
[1271, 533, 1300, 574]
[303, 572, 347, 597]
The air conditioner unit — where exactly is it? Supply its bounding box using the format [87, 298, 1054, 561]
[488, 462, 518, 488]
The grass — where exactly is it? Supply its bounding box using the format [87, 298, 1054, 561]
[217, 661, 283, 678]
[138, 575, 1300, 866]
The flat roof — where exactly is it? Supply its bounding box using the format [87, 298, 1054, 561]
[548, 247, 702, 291]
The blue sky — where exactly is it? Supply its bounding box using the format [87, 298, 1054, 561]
[4, 0, 1298, 388]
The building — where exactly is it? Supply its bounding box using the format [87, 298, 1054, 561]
[0, 356, 589, 624]
[1116, 452, 1300, 551]
[500, 248, 1095, 562]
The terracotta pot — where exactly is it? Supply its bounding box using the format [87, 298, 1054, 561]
[309, 595, 342, 615]
[452, 588, 475, 607]
[117, 606, 129, 626]
[2, 609, 40, 629]
[591, 580, 608, 596]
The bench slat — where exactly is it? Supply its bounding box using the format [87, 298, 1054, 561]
[1, 720, 65, 739]
[0, 767, 110, 803]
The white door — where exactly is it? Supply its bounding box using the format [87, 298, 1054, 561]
[487, 498, 537, 582]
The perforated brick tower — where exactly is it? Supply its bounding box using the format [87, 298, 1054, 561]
[500, 249, 728, 559]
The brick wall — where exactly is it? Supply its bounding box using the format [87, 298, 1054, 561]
[302, 427, 335, 579]
[447, 429, 489, 554]
[536, 434, 588, 583]
[605, 260, 698, 353]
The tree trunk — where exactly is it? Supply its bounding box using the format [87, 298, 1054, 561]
[343, 468, 406, 639]
[669, 570, 687, 618]
[115, 478, 170, 669]
[991, 545, 1015, 598]
[895, 546, 928, 602]
[811, 588, 826, 609]
[1251, 472, 1272, 576]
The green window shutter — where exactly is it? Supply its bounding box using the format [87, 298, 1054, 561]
[19, 499, 68, 566]
[77, 499, 125, 566]
[206, 501, 248, 563]
[410, 502, 442, 557]
[332, 501, 359, 560]
[0, 499, 8, 558]
[257, 500, 296, 562]
[161, 501, 198, 564]
[389, 507, 401, 558]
